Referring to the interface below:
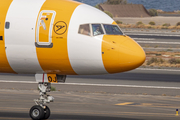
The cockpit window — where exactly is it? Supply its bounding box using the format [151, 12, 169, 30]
[92, 24, 104, 36]
[78, 24, 90, 36]
[103, 24, 123, 35]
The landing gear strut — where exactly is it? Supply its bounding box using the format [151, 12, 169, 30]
[29, 82, 54, 120]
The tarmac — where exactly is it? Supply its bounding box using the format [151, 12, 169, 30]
[123, 29, 180, 52]
[0, 68, 180, 120]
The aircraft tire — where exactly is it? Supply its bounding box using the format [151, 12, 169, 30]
[29, 105, 44, 120]
[43, 106, 51, 119]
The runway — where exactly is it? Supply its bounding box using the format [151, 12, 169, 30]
[0, 68, 180, 120]
[124, 31, 180, 51]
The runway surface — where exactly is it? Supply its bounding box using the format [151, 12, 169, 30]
[124, 31, 180, 51]
[0, 68, 180, 120]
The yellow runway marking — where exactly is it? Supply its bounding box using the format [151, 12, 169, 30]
[115, 102, 180, 109]
[115, 102, 134, 106]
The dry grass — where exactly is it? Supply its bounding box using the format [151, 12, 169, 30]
[176, 25, 180, 29]
[144, 25, 152, 29]
[156, 25, 163, 29]
[143, 51, 180, 68]
[161, 26, 168, 29]
[168, 26, 176, 29]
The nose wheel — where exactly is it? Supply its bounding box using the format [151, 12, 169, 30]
[29, 105, 44, 120]
[44, 105, 51, 119]
[29, 82, 53, 120]
[30, 105, 50, 120]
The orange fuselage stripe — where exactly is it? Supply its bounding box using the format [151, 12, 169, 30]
[0, 0, 15, 73]
[36, 0, 81, 75]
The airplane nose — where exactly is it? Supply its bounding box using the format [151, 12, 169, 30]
[102, 35, 146, 74]
[118, 36, 146, 72]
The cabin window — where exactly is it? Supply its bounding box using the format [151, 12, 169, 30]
[92, 24, 104, 36]
[0, 36, 2, 40]
[103, 24, 123, 35]
[5, 22, 10, 29]
[78, 24, 90, 36]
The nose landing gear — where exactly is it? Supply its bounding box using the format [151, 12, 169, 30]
[29, 82, 53, 120]
[29, 105, 45, 120]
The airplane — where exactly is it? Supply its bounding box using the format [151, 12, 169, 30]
[0, 0, 146, 120]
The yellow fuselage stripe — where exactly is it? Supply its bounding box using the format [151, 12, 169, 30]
[36, 0, 81, 75]
[0, 0, 15, 73]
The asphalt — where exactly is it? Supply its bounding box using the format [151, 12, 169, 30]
[123, 30, 180, 51]
[0, 68, 180, 120]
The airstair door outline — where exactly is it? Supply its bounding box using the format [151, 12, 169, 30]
[36, 10, 56, 48]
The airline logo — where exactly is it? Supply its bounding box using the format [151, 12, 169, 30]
[54, 21, 67, 35]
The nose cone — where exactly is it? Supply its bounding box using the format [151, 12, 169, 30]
[102, 35, 146, 74]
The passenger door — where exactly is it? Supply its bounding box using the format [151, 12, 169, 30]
[36, 10, 56, 48]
